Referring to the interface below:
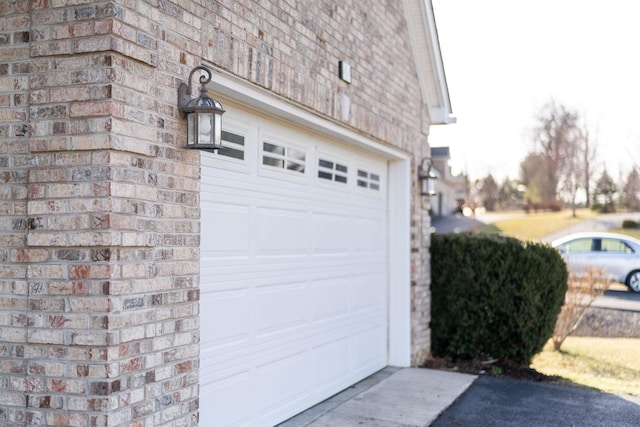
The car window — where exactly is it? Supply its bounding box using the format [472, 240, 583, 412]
[561, 238, 593, 253]
[601, 238, 634, 254]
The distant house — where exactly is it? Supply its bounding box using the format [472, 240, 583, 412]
[1, 1, 453, 426]
[430, 147, 468, 216]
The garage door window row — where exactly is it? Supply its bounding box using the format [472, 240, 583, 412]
[215, 130, 383, 194]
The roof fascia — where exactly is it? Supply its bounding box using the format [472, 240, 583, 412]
[403, 0, 456, 125]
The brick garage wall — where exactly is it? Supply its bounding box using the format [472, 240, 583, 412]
[1, 1, 32, 425]
[1, 0, 435, 425]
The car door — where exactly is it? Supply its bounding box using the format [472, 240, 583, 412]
[599, 237, 637, 283]
[558, 237, 612, 278]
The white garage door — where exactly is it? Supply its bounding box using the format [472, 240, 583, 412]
[199, 105, 389, 427]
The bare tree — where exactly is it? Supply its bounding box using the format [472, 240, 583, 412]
[582, 128, 598, 208]
[528, 100, 594, 213]
[622, 168, 640, 211]
[532, 100, 580, 202]
[559, 128, 584, 217]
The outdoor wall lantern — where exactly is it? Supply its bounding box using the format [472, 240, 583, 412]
[418, 157, 437, 197]
[178, 65, 225, 152]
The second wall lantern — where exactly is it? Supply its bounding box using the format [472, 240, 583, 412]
[418, 157, 437, 197]
[178, 65, 225, 152]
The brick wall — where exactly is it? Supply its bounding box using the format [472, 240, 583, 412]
[1, 0, 32, 425]
[1, 0, 435, 425]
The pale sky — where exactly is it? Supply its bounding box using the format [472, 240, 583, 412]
[429, 0, 640, 183]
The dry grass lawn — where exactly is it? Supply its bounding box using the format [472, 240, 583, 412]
[485, 209, 599, 241]
[531, 337, 640, 396]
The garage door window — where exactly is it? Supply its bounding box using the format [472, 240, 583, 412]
[217, 130, 245, 160]
[262, 141, 306, 173]
[318, 158, 348, 184]
[357, 169, 380, 191]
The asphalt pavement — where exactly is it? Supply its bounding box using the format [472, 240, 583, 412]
[432, 376, 640, 427]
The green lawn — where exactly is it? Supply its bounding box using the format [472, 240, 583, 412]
[532, 337, 640, 396]
[610, 228, 640, 240]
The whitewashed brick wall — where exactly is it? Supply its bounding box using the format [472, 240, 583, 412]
[1, 0, 435, 425]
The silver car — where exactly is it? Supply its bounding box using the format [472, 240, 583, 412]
[552, 232, 640, 292]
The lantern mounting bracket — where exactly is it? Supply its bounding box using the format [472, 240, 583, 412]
[178, 65, 212, 116]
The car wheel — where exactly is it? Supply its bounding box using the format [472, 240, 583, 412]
[626, 270, 640, 292]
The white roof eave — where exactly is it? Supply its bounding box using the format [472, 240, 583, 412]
[403, 0, 456, 125]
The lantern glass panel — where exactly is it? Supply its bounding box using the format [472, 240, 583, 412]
[187, 113, 197, 146]
[427, 176, 436, 196]
[421, 176, 429, 195]
[214, 112, 222, 146]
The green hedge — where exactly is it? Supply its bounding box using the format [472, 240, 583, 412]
[430, 233, 567, 364]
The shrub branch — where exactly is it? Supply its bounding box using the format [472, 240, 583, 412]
[552, 268, 610, 351]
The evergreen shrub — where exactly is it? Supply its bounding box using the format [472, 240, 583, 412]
[430, 233, 567, 364]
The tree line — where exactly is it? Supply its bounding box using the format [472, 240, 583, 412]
[472, 100, 640, 215]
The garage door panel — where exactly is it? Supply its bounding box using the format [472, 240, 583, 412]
[255, 351, 310, 414]
[255, 207, 309, 256]
[200, 289, 250, 348]
[255, 281, 307, 336]
[200, 370, 251, 427]
[311, 212, 351, 254]
[310, 277, 350, 322]
[352, 217, 386, 253]
[312, 337, 351, 381]
[352, 273, 386, 313]
[353, 325, 388, 370]
[201, 203, 250, 256]
[202, 261, 352, 285]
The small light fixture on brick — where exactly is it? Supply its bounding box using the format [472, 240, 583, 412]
[178, 65, 225, 152]
[418, 157, 437, 197]
[339, 61, 352, 84]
